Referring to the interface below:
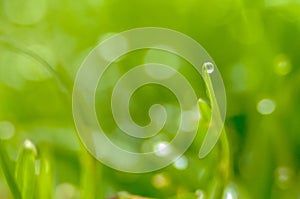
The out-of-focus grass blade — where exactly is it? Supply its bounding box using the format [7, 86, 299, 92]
[116, 191, 153, 199]
[168, 191, 200, 199]
[80, 150, 97, 199]
[15, 139, 37, 199]
[207, 177, 223, 199]
[0, 139, 22, 199]
[0, 37, 72, 94]
[36, 143, 53, 199]
[80, 147, 104, 199]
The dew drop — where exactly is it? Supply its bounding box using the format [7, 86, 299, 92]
[203, 62, 214, 74]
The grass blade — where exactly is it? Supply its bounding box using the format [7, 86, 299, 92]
[0, 37, 72, 94]
[80, 147, 104, 199]
[116, 191, 153, 199]
[0, 139, 22, 199]
[198, 63, 226, 158]
[36, 143, 53, 199]
[198, 99, 231, 197]
[15, 140, 37, 199]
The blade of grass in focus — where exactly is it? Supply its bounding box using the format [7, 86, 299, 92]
[15, 140, 37, 199]
[198, 63, 226, 158]
[198, 99, 231, 198]
[198, 98, 230, 177]
[0, 139, 22, 199]
[198, 62, 230, 178]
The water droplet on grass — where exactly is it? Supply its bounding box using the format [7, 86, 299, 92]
[203, 62, 214, 74]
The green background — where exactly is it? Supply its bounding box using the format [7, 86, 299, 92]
[0, 0, 300, 198]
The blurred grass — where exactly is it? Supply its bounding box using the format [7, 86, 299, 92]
[0, 0, 300, 198]
[15, 140, 37, 199]
[0, 140, 21, 199]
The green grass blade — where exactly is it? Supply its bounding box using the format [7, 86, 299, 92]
[117, 191, 153, 199]
[36, 143, 53, 199]
[0, 140, 22, 199]
[198, 64, 226, 158]
[80, 149, 96, 199]
[198, 99, 231, 197]
[198, 98, 212, 122]
[80, 147, 104, 199]
[15, 140, 37, 199]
